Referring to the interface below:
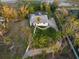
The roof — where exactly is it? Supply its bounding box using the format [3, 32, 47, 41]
[30, 13, 58, 31]
[0, 17, 5, 22]
[42, 0, 54, 4]
[30, 13, 48, 27]
[0, 0, 17, 3]
[59, 2, 72, 7]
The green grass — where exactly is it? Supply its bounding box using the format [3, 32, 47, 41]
[33, 27, 61, 48]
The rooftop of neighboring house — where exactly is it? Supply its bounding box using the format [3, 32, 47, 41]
[0, 17, 5, 22]
[42, 0, 54, 4]
[0, 0, 17, 3]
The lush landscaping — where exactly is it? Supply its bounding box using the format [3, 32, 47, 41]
[33, 27, 61, 48]
[0, 0, 79, 59]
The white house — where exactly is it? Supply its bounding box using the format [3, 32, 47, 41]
[30, 14, 49, 27]
[30, 12, 58, 31]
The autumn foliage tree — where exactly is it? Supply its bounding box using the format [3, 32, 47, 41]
[18, 5, 29, 19]
[2, 5, 18, 22]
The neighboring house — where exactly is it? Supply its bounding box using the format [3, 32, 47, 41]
[0, 0, 17, 3]
[59, 1, 79, 7]
[59, 2, 72, 7]
[0, 17, 5, 28]
[30, 12, 58, 31]
[0, 17, 5, 24]
[42, 0, 54, 4]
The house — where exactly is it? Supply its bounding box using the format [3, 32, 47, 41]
[30, 13, 48, 27]
[59, 2, 72, 7]
[0, 0, 17, 3]
[0, 17, 5, 24]
[0, 17, 5, 28]
[30, 12, 58, 31]
[42, 0, 54, 4]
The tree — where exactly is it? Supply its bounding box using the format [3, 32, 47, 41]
[54, 0, 59, 5]
[18, 5, 29, 19]
[51, 0, 59, 14]
[61, 7, 69, 17]
[0, 5, 3, 16]
[40, 3, 44, 11]
[74, 38, 79, 47]
[45, 3, 51, 15]
[0, 25, 6, 37]
[2, 5, 17, 22]
[29, 5, 35, 14]
[72, 18, 79, 47]
[3, 36, 12, 45]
